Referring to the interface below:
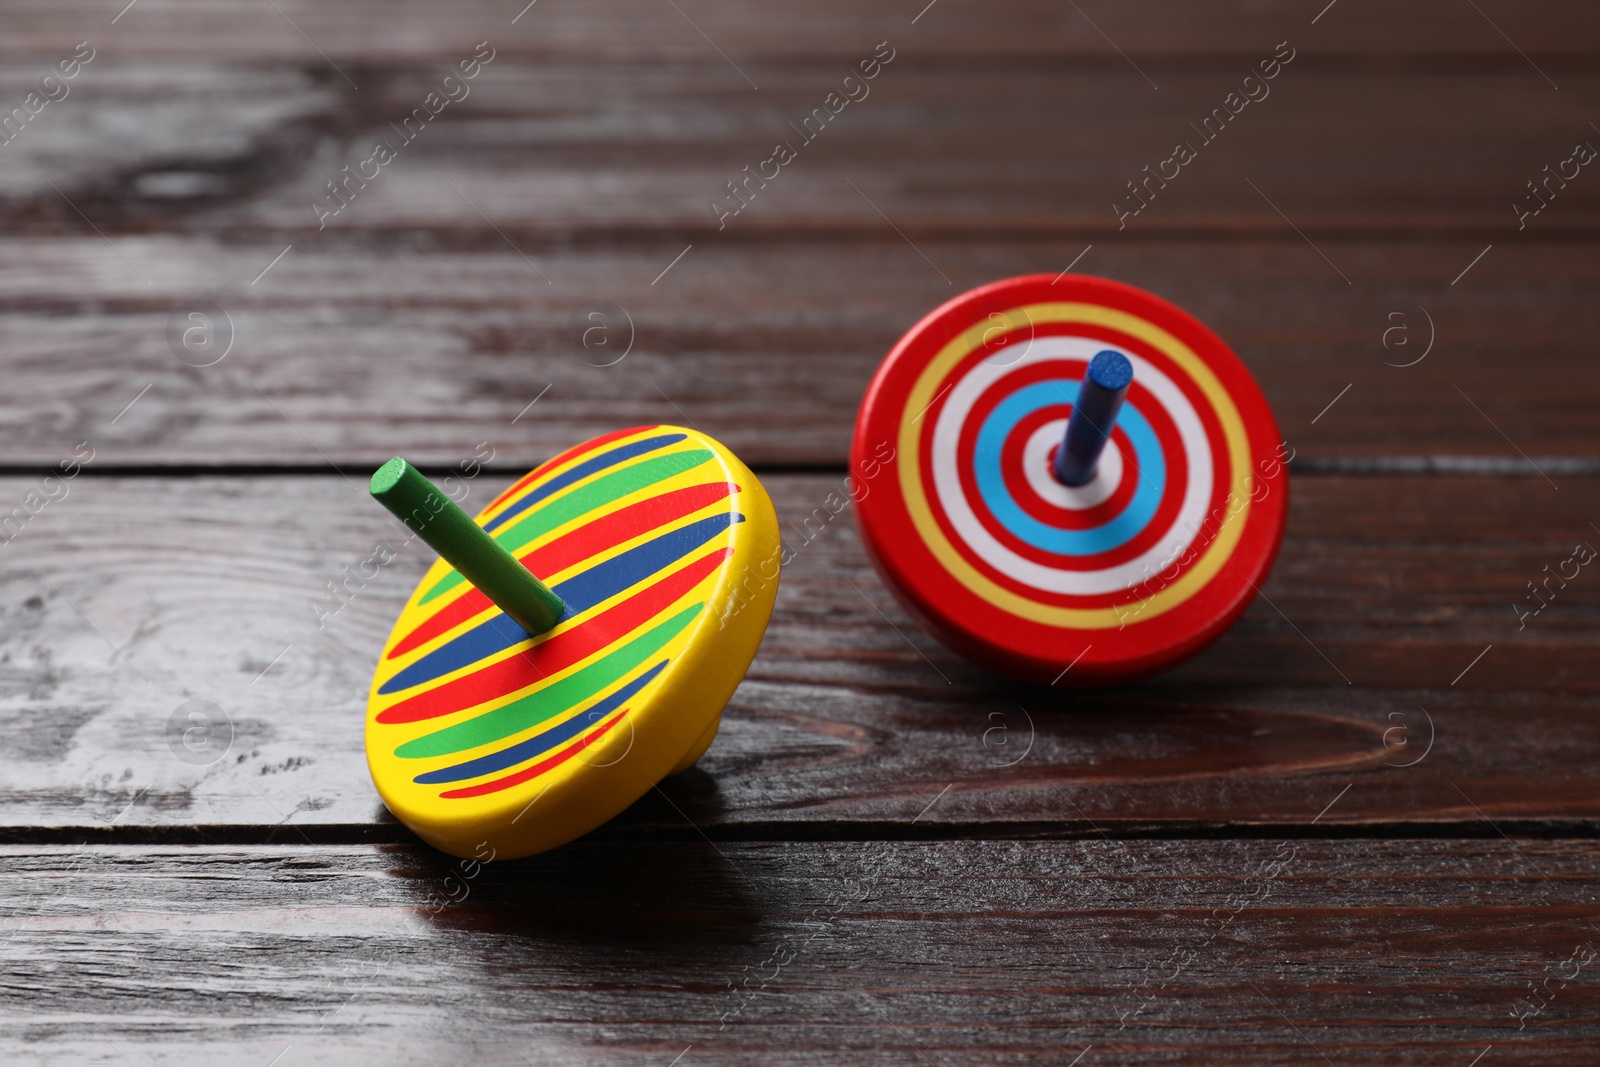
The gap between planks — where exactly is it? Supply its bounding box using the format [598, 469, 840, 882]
[7, 459, 1600, 479]
[5, 819, 1600, 848]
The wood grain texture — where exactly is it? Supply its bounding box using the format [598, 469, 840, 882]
[3, 841, 1597, 1065]
[7, 0, 1600, 61]
[0, 237, 1595, 468]
[6, 59, 1599, 238]
[1, 473, 1594, 835]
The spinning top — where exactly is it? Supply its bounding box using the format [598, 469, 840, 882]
[366, 426, 780, 859]
[852, 274, 1288, 686]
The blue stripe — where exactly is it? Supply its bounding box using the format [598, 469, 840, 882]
[484, 434, 687, 532]
[412, 661, 666, 784]
[975, 380, 1165, 556]
[378, 511, 742, 694]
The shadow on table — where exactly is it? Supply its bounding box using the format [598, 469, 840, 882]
[379, 781, 764, 955]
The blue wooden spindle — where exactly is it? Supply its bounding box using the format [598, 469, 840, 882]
[1053, 349, 1133, 487]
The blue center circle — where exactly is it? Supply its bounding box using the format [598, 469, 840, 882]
[971, 379, 1167, 556]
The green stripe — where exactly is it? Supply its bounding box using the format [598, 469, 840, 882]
[420, 450, 714, 605]
[395, 602, 703, 759]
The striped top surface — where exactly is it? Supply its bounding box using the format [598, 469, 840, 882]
[366, 426, 747, 806]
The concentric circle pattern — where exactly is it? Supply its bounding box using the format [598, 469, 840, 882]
[852, 275, 1288, 685]
[367, 425, 781, 859]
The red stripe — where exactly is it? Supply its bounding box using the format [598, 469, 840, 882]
[377, 548, 727, 725]
[919, 322, 1217, 606]
[953, 356, 1188, 572]
[996, 403, 1141, 530]
[483, 425, 655, 512]
[389, 481, 733, 660]
[438, 709, 631, 798]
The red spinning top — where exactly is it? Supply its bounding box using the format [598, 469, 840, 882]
[851, 274, 1289, 686]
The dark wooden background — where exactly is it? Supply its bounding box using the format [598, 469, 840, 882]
[4, 1, 1599, 1063]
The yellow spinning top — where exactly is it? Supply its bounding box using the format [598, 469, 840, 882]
[365, 425, 780, 860]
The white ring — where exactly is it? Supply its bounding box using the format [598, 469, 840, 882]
[929, 335, 1217, 596]
[1020, 419, 1123, 510]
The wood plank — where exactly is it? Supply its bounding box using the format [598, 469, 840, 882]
[4, 61, 1599, 237]
[3, 840, 1597, 1064]
[1, 473, 1595, 834]
[1, 236, 1596, 468]
[7, 0, 1600, 61]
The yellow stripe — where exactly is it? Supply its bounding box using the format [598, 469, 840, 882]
[897, 302, 1251, 629]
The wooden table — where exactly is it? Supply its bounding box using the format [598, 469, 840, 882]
[4, 2, 1599, 1062]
